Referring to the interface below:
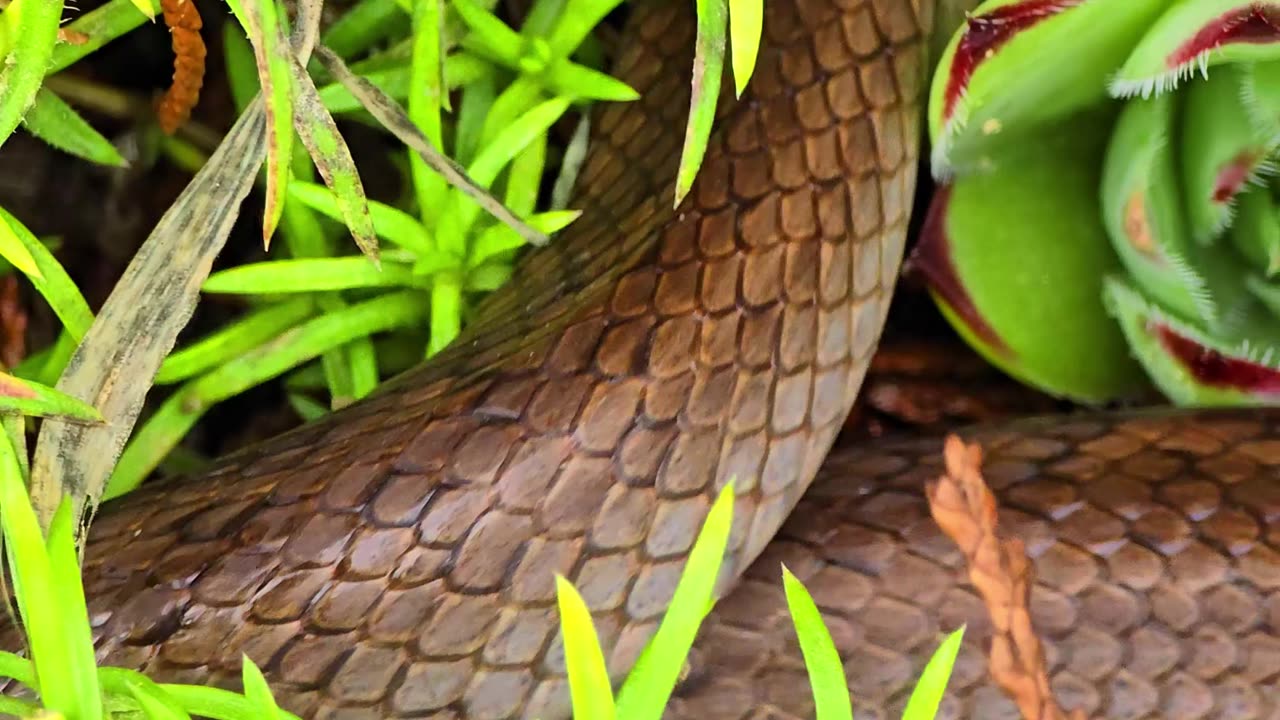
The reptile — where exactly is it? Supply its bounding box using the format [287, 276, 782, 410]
[6, 0, 1280, 718]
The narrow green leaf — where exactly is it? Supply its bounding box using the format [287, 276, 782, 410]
[614, 481, 735, 720]
[674, 0, 727, 207]
[287, 391, 330, 421]
[0, 371, 104, 423]
[901, 626, 966, 720]
[223, 21, 263, 113]
[128, 0, 156, 19]
[781, 565, 852, 720]
[455, 73, 498, 169]
[157, 298, 317, 384]
[107, 290, 428, 498]
[45, 498, 103, 720]
[126, 678, 193, 720]
[289, 181, 433, 254]
[49, 0, 155, 74]
[244, 0, 295, 245]
[427, 272, 462, 356]
[0, 650, 35, 686]
[204, 258, 420, 294]
[543, 59, 639, 102]
[469, 209, 580, 268]
[466, 262, 512, 291]
[150, 682, 304, 720]
[0, 432, 75, 715]
[556, 576, 617, 720]
[0, 211, 44, 281]
[0, 207, 95, 340]
[446, 96, 572, 246]
[544, 0, 627, 57]
[408, 0, 449, 221]
[22, 88, 128, 167]
[242, 657, 285, 719]
[728, 0, 762, 97]
[320, 0, 406, 59]
[0, 0, 61, 152]
[452, 0, 524, 67]
[289, 56, 380, 261]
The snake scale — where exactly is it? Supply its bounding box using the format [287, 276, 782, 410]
[6, 0, 1280, 718]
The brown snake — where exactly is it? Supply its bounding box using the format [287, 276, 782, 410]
[6, 0, 1280, 718]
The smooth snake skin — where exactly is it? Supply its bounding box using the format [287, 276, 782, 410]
[7, 0, 1280, 718]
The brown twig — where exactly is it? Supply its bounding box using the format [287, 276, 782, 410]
[925, 435, 1087, 720]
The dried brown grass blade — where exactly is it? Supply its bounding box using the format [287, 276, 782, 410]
[925, 435, 1087, 720]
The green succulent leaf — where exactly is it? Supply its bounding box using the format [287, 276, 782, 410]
[1100, 89, 1253, 332]
[914, 107, 1149, 403]
[1112, 0, 1280, 99]
[1180, 64, 1278, 244]
[1241, 59, 1280, 142]
[1231, 184, 1280, 277]
[1105, 275, 1280, 406]
[927, 0, 1170, 177]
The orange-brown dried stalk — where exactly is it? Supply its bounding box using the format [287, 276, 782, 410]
[157, 0, 206, 134]
[925, 436, 1087, 720]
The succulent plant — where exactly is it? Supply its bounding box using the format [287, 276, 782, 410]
[918, 0, 1280, 407]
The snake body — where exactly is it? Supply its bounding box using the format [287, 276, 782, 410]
[5, 0, 1280, 718]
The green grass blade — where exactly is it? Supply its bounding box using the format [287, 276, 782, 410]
[287, 391, 330, 420]
[45, 498, 103, 720]
[0, 371, 105, 423]
[157, 298, 317, 384]
[673, 0, 727, 207]
[0, 431, 74, 714]
[49, 0, 156, 73]
[22, 88, 128, 167]
[503, 135, 545, 218]
[288, 180, 433, 254]
[242, 657, 285, 719]
[443, 97, 572, 247]
[0, 207, 95, 341]
[408, 0, 449, 222]
[614, 481, 735, 720]
[0, 209, 43, 281]
[781, 565, 852, 720]
[151, 682, 304, 720]
[0, 650, 35, 686]
[452, 0, 524, 67]
[0, 695, 39, 716]
[901, 626, 965, 720]
[556, 576, 616, 720]
[289, 57, 380, 261]
[469, 209, 580, 267]
[310, 46, 548, 247]
[544, 0, 627, 57]
[0, 0, 61, 151]
[543, 59, 639, 102]
[455, 73, 497, 168]
[244, 0, 295, 245]
[224, 21, 263, 113]
[107, 290, 428, 497]
[320, 0, 406, 59]
[426, 273, 462, 356]
[465, 262, 512, 291]
[125, 677, 193, 720]
[204, 258, 419, 293]
[728, 0, 761, 97]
